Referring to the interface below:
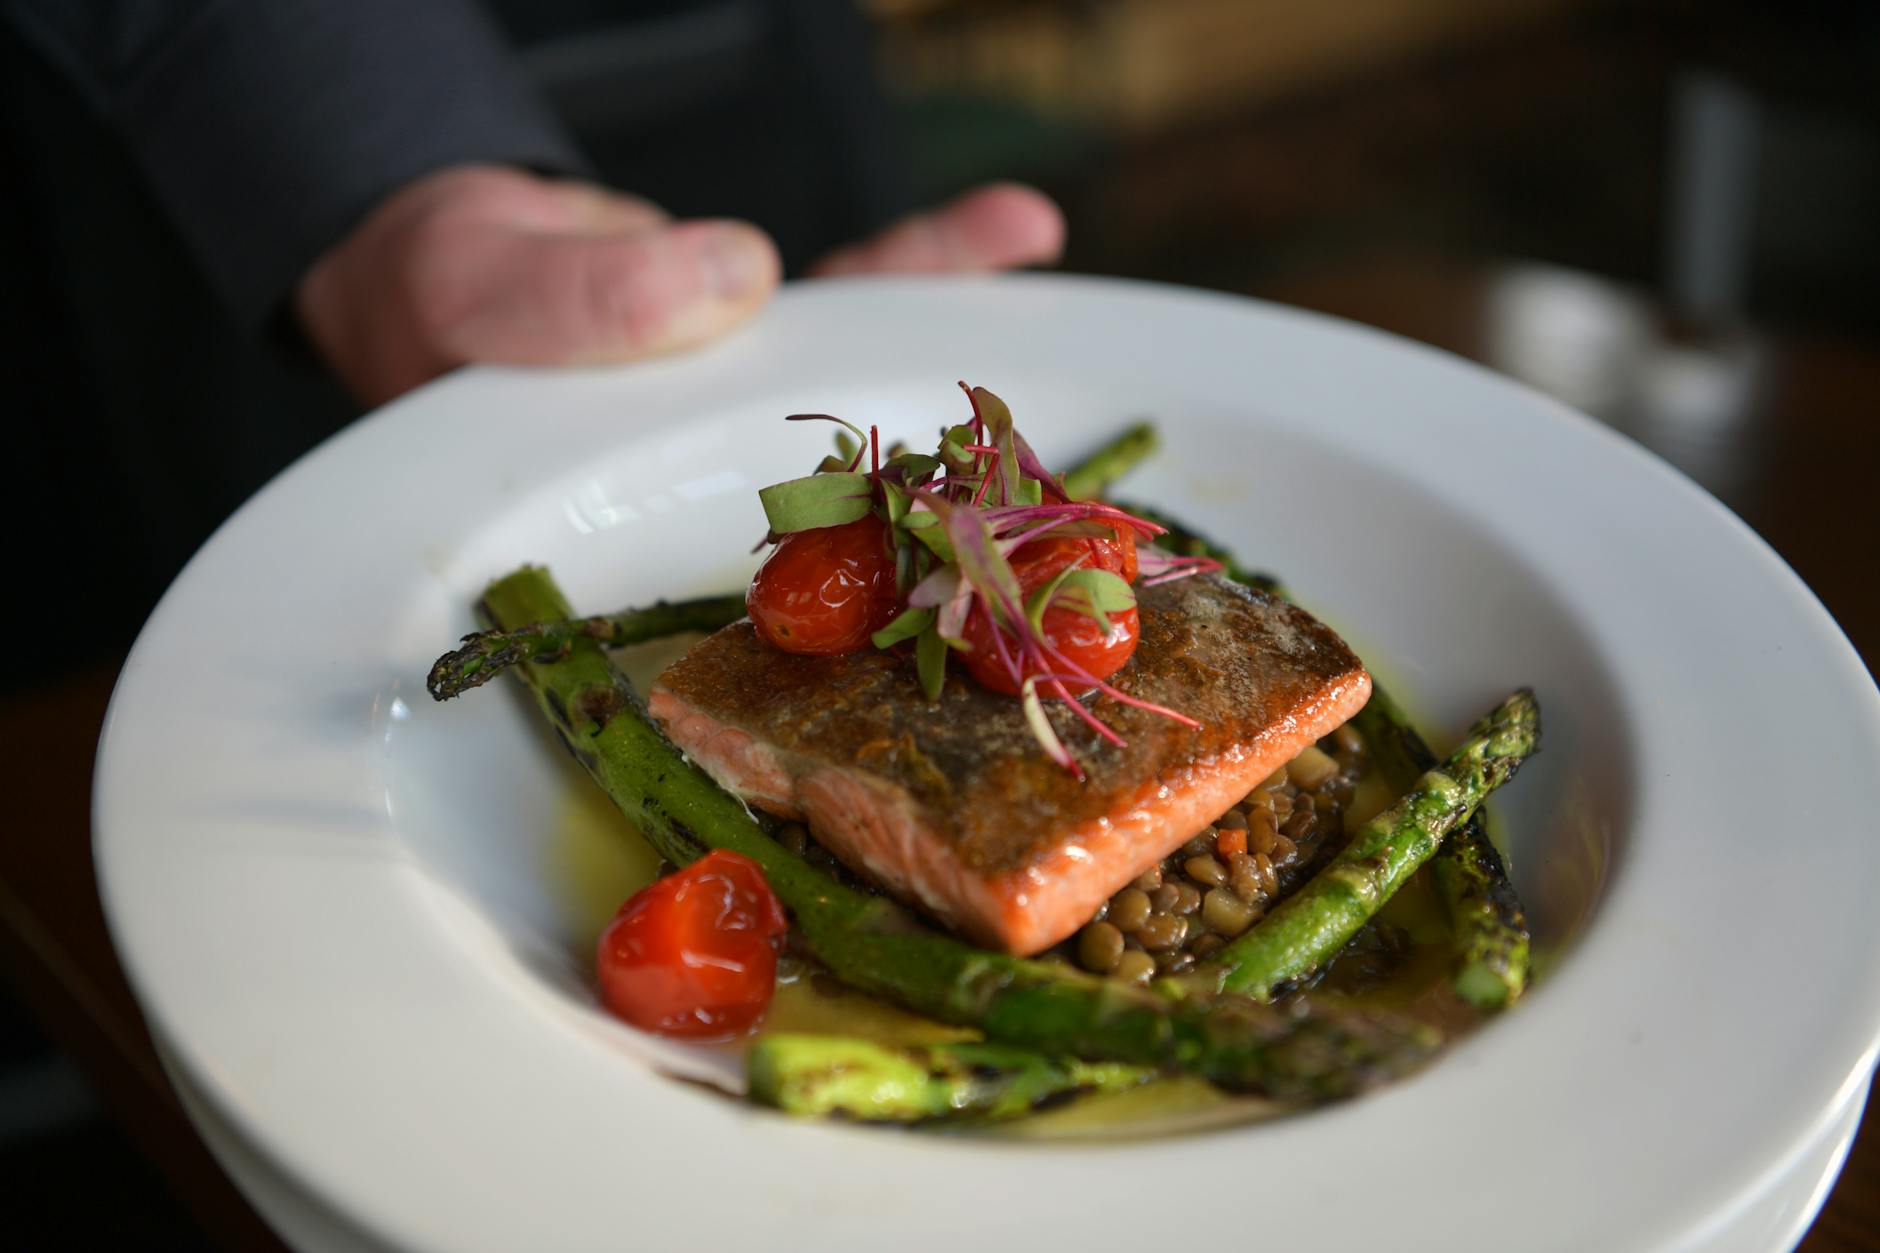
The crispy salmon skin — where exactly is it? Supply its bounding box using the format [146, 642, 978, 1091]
[649, 575, 1370, 955]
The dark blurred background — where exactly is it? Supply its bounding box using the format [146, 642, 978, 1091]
[2, 0, 1876, 1247]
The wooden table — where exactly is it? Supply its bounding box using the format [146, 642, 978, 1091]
[3, 254, 1874, 1250]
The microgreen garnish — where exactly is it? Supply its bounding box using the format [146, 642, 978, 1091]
[757, 471, 873, 533]
[753, 383, 1224, 774]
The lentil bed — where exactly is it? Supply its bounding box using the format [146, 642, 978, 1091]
[1060, 723, 1373, 982]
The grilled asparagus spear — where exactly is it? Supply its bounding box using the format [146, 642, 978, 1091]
[748, 1034, 1150, 1122]
[427, 593, 746, 700]
[1061, 422, 1158, 501]
[1204, 689, 1540, 1002]
[1353, 684, 1531, 1008]
[478, 565, 1439, 1101]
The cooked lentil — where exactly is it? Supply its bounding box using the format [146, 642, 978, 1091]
[1109, 887, 1152, 933]
[1255, 851, 1279, 897]
[1202, 887, 1256, 936]
[1171, 882, 1203, 915]
[1136, 912, 1186, 951]
[1227, 850, 1264, 903]
[1079, 921, 1126, 973]
[1063, 725, 1372, 979]
[1112, 951, 1157, 984]
[1184, 856, 1228, 888]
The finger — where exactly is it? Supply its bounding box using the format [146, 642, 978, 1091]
[808, 182, 1066, 277]
[541, 179, 670, 235]
[426, 218, 781, 366]
[409, 166, 670, 236]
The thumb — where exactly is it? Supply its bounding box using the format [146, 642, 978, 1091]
[432, 218, 781, 367]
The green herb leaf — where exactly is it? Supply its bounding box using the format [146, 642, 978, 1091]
[903, 508, 955, 563]
[883, 452, 941, 480]
[974, 386, 1022, 506]
[1015, 477, 1044, 506]
[1048, 568, 1136, 633]
[1020, 678, 1081, 778]
[916, 624, 948, 701]
[872, 606, 934, 650]
[894, 541, 916, 597]
[758, 472, 872, 533]
[1025, 561, 1084, 636]
[880, 480, 911, 525]
[939, 424, 976, 472]
[785, 413, 870, 471]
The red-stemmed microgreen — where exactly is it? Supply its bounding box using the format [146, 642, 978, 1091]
[1137, 548, 1232, 587]
[754, 383, 1223, 773]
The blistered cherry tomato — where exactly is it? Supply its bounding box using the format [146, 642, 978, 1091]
[960, 534, 1141, 696]
[595, 850, 789, 1040]
[1003, 525, 1138, 586]
[747, 514, 898, 655]
[963, 601, 1140, 696]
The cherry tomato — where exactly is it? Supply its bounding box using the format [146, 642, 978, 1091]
[595, 850, 789, 1040]
[1115, 526, 1139, 584]
[747, 514, 898, 655]
[960, 535, 1141, 696]
[1003, 525, 1137, 586]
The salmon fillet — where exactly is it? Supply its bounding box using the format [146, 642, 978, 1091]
[649, 575, 1370, 955]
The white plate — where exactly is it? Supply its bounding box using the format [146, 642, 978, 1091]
[96, 275, 1880, 1253]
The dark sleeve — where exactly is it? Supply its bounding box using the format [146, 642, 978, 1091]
[3, 0, 587, 327]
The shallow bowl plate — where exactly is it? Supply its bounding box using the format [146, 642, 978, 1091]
[95, 275, 1880, 1253]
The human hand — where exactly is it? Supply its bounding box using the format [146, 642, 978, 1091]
[295, 166, 1064, 406]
